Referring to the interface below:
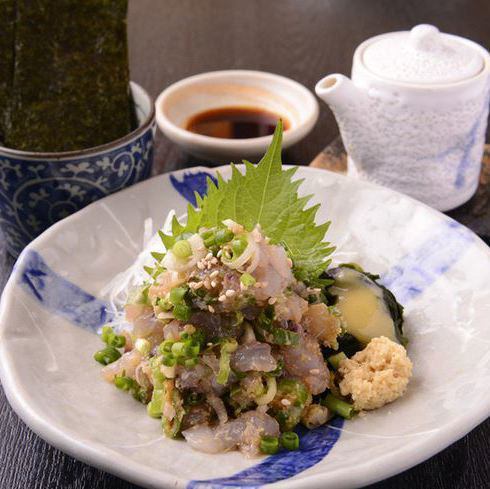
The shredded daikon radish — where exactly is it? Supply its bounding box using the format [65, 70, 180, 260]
[99, 211, 177, 332]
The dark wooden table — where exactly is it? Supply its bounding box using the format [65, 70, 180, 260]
[1, 1, 489, 488]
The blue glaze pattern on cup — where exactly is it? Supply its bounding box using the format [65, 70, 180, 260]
[0, 82, 155, 256]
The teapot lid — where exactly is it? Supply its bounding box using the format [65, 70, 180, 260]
[362, 25, 484, 84]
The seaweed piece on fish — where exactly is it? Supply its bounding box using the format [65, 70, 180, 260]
[5, 0, 132, 152]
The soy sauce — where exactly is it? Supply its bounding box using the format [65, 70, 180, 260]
[186, 107, 289, 139]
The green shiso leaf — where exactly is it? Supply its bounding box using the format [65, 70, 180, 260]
[157, 121, 334, 285]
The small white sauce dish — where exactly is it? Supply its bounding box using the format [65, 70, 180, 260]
[155, 70, 319, 162]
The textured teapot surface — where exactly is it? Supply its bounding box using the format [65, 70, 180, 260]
[315, 25, 490, 212]
[362, 24, 483, 85]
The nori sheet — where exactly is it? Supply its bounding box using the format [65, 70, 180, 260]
[0, 0, 15, 144]
[5, 0, 132, 152]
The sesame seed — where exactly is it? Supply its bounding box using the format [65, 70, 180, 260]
[210, 257, 218, 265]
[218, 294, 227, 302]
[225, 289, 235, 298]
[287, 258, 293, 268]
[268, 297, 277, 305]
[203, 279, 211, 289]
[211, 280, 217, 288]
[217, 250, 223, 258]
[281, 399, 291, 406]
[208, 305, 215, 313]
[210, 270, 219, 278]
[309, 368, 320, 375]
[205, 252, 213, 261]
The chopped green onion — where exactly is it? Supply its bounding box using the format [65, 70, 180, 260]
[268, 358, 284, 377]
[269, 378, 309, 431]
[216, 338, 238, 385]
[272, 328, 298, 345]
[231, 237, 248, 257]
[171, 341, 185, 356]
[93, 347, 121, 365]
[149, 355, 162, 368]
[101, 325, 113, 343]
[107, 333, 126, 348]
[322, 393, 355, 419]
[327, 351, 348, 370]
[254, 306, 299, 346]
[200, 229, 214, 241]
[156, 297, 173, 311]
[278, 379, 310, 407]
[260, 435, 279, 455]
[240, 272, 256, 286]
[184, 357, 199, 368]
[159, 339, 174, 354]
[222, 248, 232, 260]
[169, 286, 187, 305]
[215, 228, 234, 245]
[147, 389, 163, 418]
[133, 386, 151, 404]
[151, 365, 165, 389]
[114, 375, 136, 391]
[280, 432, 299, 451]
[201, 229, 216, 248]
[201, 227, 234, 248]
[162, 353, 177, 367]
[162, 386, 185, 438]
[135, 338, 151, 356]
[172, 239, 192, 259]
[173, 303, 191, 321]
[184, 343, 200, 357]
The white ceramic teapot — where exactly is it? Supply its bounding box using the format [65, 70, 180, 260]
[316, 24, 490, 211]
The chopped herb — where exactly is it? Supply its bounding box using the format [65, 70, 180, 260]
[217, 338, 238, 385]
[327, 351, 347, 370]
[169, 286, 188, 305]
[147, 389, 163, 418]
[114, 375, 137, 391]
[173, 303, 191, 321]
[93, 346, 121, 365]
[280, 431, 300, 451]
[260, 436, 279, 455]
[172, 240, 192, 259]
[240, 273, 256, 287]
[322, 393, 355, 419]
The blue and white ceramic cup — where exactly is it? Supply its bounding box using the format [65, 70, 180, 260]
[0, 82, 155, 256]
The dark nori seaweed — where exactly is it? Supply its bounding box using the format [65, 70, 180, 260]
[5, 0, 132, 152]
[0, 0, 15, 143]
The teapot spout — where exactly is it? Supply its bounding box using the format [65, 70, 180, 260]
[315, 74, 364, 112]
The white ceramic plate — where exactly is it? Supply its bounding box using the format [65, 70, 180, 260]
[0, 166, 489, 489]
